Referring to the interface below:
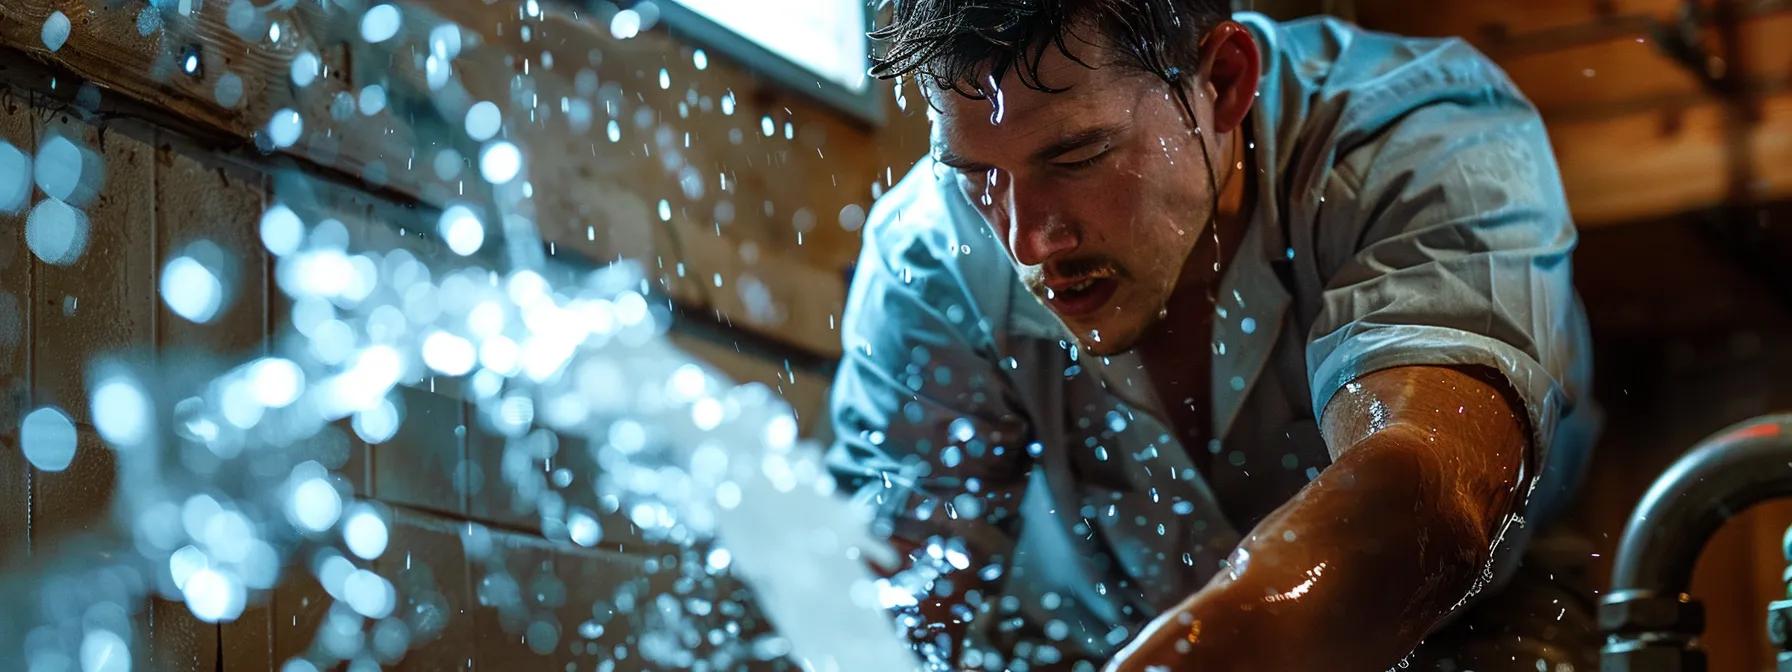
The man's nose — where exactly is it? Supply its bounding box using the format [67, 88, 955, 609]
[1004, 177, 1078, 267]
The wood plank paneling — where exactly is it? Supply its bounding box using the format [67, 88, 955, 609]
[30, 111, 155, 425]
[1354, 0, 1684, 46]
[154, 132, 268, 357]
[1550, 92, 1792, 226]
[29, 111, 154, 550]
[0, 86, 34, 560]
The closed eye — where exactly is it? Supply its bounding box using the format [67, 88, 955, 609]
[1056, 153, 1107, 170]
[1051, 143, 1112, 171]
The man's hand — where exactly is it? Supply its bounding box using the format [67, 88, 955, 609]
[1104, 365, 1531, 671]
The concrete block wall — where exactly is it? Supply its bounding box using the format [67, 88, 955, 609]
[0, 83, 829, 670]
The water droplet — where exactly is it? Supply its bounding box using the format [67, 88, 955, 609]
[479, 141, 521, 184]
[986, 74, 1005, 124]
[41, 11, 70, 52]
[0, 141, 30, 214]
[838, 203, 865, 231]
[430, 24, 462, 60]
[610, 9, 641, 39]
[92, 375, 151, 446]
[266, 108, 302, 148]
[248, 357, 304, 407]
[183, 566, 246, 623]
[214, 71, 244, 108]
[568, 509, 603, 546]
[259, 204, 303, 256]
[691, 397, 724, 430]
[343, 568, 395, 618]
[357, 84, 386, 116]
[422, 330, 476, 376]
[290, 51, 320, 88]
[289, 474, 342, 533]
[438, 203, 485, 255]
[465, 100, 501, 141]
[79, 629, 129, 672]
[161, 255, 224, 323]
[359, 4, 401, 43]
[20, 406, 76, 472]
[949, 417, 975, 442]
[35, 133, 100, 206]
[352, 397, 401, 444]
[343, 507, 389, 559]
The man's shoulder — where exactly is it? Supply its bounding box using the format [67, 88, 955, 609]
[849, 157, 1060, 341]
[859, 157, 988, 270]
[1247, 11, 1531, 151]
[1249, 12, 1507, 94]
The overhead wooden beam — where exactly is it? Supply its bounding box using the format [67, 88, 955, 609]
[1550, 91, 1792, 226]
[1353, 0, 1684, 48]
[1493, 12, 1792, 120]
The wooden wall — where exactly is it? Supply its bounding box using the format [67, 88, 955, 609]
[0, 0, 928, 668]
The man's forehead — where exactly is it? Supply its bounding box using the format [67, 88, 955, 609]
[920, 34, 1114, 127]
[925, 70, 1130, 164]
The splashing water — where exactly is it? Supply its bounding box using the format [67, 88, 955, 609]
[0, 1, 921, 670]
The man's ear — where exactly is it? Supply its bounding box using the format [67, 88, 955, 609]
[1196, 21, 1260, 134]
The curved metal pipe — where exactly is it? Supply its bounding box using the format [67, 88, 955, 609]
[1611, 414, 1792, 593]
[1602, 413, 1792, 671]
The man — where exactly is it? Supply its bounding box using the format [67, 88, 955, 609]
[828, 2, 1598, 670]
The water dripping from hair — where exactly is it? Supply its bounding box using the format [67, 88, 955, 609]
[986, 74, 1006, 125]
[1167, 76, 1225, 312]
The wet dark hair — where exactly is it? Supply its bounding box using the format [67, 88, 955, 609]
[868, 0, 1231, 99]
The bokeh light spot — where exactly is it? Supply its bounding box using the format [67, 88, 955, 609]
[359, 4, 401, 43]
[343, 507, 389, 560]
[20, 406, 77, 472]
[160, 256, 224, 323]
[479, 141, 521, 184]
[464, 101, 502, 141]
[25, 197, 89, 265]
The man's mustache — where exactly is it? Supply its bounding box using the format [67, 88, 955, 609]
[1022, 257, 1126, 293]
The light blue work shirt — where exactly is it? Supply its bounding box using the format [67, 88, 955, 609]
[827, 12, 1597, 666]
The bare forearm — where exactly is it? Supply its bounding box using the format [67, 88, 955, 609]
[1110, 366, 1529, 671]
[1120, 434, 1506, 669]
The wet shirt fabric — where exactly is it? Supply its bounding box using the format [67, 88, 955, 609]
[826, 12, 1597, 665]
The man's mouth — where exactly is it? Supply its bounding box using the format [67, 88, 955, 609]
[1043, 271, 1120, 318]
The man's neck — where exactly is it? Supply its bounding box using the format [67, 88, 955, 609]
[1134, 126, 1256, 445]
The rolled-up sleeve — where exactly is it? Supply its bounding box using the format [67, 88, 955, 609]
[1305, 98, 1585, 480]
[827, 190, 1034, 571]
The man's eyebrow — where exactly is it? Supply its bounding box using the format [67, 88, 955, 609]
[933, 147, 985, 171]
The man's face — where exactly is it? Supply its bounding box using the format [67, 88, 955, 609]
[929, 39, 1223, 356]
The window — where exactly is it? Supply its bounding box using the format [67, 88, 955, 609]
[661, 0, 880, 123]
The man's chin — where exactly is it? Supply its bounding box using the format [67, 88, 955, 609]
[1058, 314, 1142, 356]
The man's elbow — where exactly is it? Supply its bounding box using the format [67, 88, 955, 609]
[1336, 423, 1524, 573]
